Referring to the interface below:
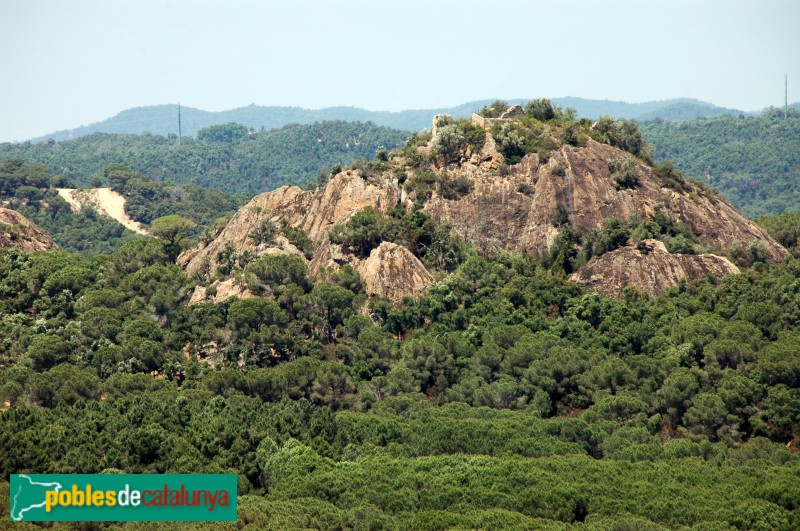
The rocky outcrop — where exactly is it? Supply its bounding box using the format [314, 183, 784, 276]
[0, 208, 56, 252]
[422, 140, 787, 262]
[353, 242, 434, 303]
[181, 170, 402, 279]
[500, 105, 524, 118]
[570, 239, 740, 297]
[56, 188, 148, 235]
[180, 170, 427, 303]
[181, 114, 788, 301]
[188, 278, 255, 305]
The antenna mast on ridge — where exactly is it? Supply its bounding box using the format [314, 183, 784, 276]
[785, 74, 789, 119]
[178, 102, 183, 145]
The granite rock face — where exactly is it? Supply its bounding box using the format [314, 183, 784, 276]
[180, 170, 401, 278]
[422, 139, 786, 262]
[500, 104, 524, 118]
[570, 239, 741, 297]
[180, 170, 415, 302]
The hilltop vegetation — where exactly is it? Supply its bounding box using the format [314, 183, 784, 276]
[639, 114, 800, 216]
[2, 121, 410, 194]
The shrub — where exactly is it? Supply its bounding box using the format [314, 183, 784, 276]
[562, 123, 582, 146]
[404, 170, 437, 204]
[517, 181, 535, 195]
[437, 175, 473, 200]
[376, 146, 389, 162]
[281, 223, 314, 259]
[249, 217, 278, 245]
[433, 124, 466, 163]
[594, 116, 648, 158]
[244, 254, 309, 294]
[433, 120, 486, 164]
[609, 158, 640, 190]
[525, 98, 559, 122]
[216, 241, 238, 276]
[666, 234, 696, 254]
[492, 122, 529, 164]
[492, 120, 554, 165]
[403, 131, 433, 152]
[551, 203, 570, 227]
[747, 240, 768, 264]
[479, 100, 510, 118]
[584, 217, 630, 258]
[329, 206, 388, 257]
[551, 161, 567, 177]
[654, 161, 690, 193]
[630, 211, 698, 254]
[547, 225, 581, 273]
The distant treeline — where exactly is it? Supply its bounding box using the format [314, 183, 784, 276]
[640, 114, 800, 217]
[1, 121, 410, 195]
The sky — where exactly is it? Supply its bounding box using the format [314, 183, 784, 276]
[1, 0, 799, 142]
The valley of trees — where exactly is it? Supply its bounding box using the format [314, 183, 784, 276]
[0, 121, 410, 195]
[640, 114, 800, 217]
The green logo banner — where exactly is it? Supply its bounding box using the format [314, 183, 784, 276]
[9, 474, 237, 522]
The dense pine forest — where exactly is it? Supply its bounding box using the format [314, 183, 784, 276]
[1, 226, 799, 528]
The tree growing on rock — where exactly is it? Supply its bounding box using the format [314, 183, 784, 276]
[149, 215, 195, 261]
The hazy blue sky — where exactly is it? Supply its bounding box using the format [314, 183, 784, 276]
[1, 0, 798, 142]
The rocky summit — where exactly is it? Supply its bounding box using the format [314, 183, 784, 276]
[181, 110, 788, 300]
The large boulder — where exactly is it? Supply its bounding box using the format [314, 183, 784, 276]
[354, 242, 434, 303]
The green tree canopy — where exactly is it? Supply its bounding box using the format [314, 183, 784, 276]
[197, 122, 249, 143]
[149, 215, 196, 260]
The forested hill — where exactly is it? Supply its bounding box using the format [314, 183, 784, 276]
[1, 121, 410, 194]
[26, 98, 750, 142]
[2, 101, 800, 529]
[640, 114, 800, 217]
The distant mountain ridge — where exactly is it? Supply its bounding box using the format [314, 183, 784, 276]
[26, 98, 762, 143]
